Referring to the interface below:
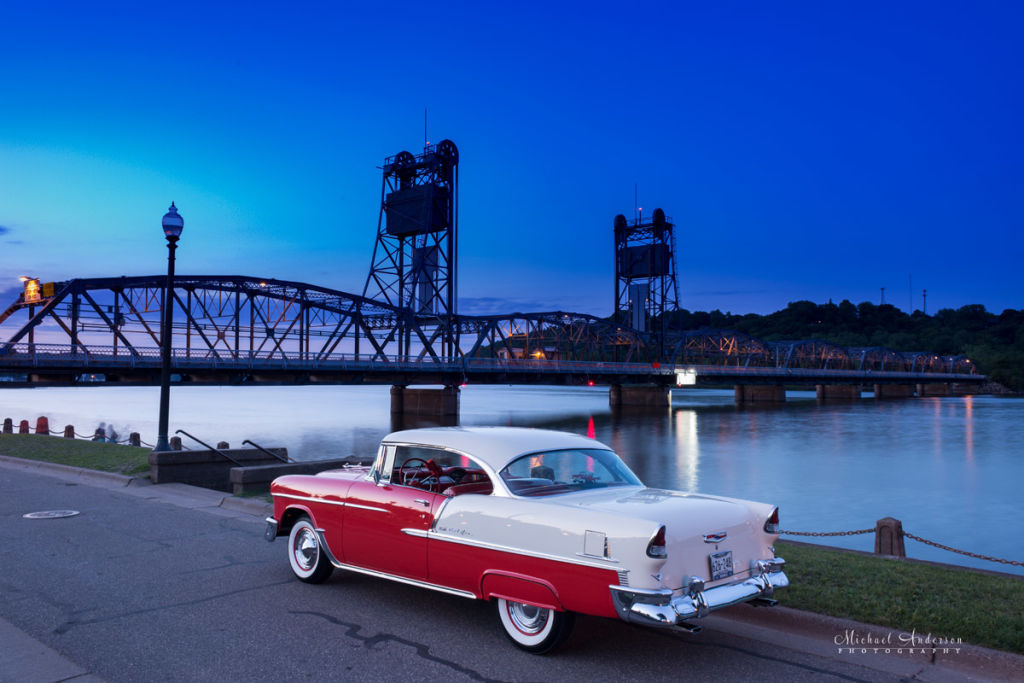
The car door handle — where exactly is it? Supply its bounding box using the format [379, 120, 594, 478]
[414, 499, 430, 506]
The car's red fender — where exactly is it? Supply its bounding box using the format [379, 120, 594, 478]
[276, 504, 317, 536]
[480, 570, 564, 611]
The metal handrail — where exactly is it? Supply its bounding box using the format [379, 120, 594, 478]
[242, 439, 291, 463]
[174, 429, 242, 466]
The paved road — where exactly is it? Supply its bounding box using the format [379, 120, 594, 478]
[0, 461, 1018, 682]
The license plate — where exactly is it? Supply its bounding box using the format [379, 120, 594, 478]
[709, 550, 734, 581]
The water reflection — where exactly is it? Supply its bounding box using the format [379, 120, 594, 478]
[672, 408, 699, 492]
[965, 396, 974, 461]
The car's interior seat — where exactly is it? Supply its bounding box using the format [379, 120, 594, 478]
[442, 481, 494, 497]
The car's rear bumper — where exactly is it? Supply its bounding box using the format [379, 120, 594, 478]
[609, 558, 788, 628]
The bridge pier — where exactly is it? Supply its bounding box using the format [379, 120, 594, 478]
[815, 385, 860, 401]
[917, 383, 951, 397]
[874, 384, 916, 399]
[609, 384, 670, 408]
[391, 385, 460, 419]
[734, 385, 786, 404]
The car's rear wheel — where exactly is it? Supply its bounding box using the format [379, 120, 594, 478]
[287, 516, 333, 583]
[496, 598, 574, 654]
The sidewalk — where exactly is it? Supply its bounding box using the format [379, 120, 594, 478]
[1, 454, 1021, 682]
[0, 455, 271, 683]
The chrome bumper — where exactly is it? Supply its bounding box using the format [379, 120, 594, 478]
[610, 558, 788, 629]
[264, 517, 278, 542]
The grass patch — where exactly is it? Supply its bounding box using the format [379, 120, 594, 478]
[0, 433, 150, 475]
[776, 540, 1024, 654]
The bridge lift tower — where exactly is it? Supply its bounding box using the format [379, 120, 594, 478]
[363, 140, 459, 359]
[614, 208, 679, 354]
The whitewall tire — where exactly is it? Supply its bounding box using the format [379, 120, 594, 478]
[287, 517, 333, 584]
[496, 598, 574, 654]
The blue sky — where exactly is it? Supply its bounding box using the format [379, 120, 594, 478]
[1, 1, 1021, 316]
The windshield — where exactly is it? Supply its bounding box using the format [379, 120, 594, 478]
[499, 448, 643, 497]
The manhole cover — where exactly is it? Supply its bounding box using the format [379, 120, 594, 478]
[23, 510, 80, 519]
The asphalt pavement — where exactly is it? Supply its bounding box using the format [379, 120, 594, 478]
[1, 455, 1021, 683]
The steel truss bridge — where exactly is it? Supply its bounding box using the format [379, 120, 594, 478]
[0, 276, 981, 388]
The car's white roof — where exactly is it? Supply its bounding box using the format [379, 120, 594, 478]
[382, 427, 612, 470]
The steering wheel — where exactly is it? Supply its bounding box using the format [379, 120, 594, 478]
[398, 457, 444, 492]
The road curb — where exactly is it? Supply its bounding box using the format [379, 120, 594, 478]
[220, 495, 273, 517]
[0, 454, 273, 518]
[0, 454, 139, 487]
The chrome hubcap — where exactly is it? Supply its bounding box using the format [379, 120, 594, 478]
[508, 602, 548, 634]
[293, 528, 318, 570]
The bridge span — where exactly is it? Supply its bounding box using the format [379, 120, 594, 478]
[0, 275, 984, 414]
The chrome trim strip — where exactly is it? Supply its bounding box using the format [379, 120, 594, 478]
[334, 563, 477, 600]
[273, 493, 387, 513]
[272, 492, 347, 508]
[575, 552, 620, 563]
[401, 528, 429, 538]
[426, 530, 621, 571]
[345, 502, 389, 513]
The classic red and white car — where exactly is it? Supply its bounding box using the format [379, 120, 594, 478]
[265, 427, 788, 653]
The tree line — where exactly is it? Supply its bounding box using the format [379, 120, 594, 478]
[662, 301, 1024, 391]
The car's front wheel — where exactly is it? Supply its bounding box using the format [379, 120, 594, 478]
[287, 516, 333, 583]
[496, 598, 574, 654]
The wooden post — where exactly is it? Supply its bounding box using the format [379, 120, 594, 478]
[129, 432, 141, 447]
[216, 441, 230, 450]
[4, 417, 15, 433]
[64, 425, 75, 438]
[169, 436, 182, 451]
[19, 420, 30, 434]
[874, 517, 906, 557]
[35, 416, 50, 435]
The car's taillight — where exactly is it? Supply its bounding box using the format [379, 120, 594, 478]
[647, 525, 667, 558]
[764, 507, 779, 534]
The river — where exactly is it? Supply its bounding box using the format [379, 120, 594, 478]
[0, 384, 1020, 575]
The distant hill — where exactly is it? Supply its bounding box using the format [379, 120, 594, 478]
[663, 301, 1024, 391]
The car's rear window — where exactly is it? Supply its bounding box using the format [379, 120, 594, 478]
[499, 448, 642, 497]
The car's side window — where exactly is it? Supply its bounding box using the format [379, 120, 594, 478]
[389, 445, 493, 496]
[376, 445, 396, 484]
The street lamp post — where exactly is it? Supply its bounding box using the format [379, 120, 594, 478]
[153, 202, 183, 452]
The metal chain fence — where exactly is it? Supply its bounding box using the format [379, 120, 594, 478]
[779, 528, 874, 537]
[780, 528, 1023, 567]
[902, 531, 1024, 567]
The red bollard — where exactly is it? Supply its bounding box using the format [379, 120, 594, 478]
[64, 425, 75, 438]
[35, 416, 50, 435]
[19, 420, 30, 434]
